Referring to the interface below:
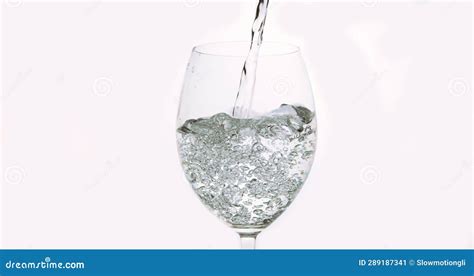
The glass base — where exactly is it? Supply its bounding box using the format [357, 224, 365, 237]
[233, 227, 264, 249]
[233, 227, 264, 236]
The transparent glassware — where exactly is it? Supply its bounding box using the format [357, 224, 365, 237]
[176, 41, 317, 249]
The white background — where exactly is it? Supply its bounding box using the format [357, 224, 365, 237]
[1, 0, 472, 249]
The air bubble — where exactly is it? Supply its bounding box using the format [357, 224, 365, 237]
[177, 105, 316, 227]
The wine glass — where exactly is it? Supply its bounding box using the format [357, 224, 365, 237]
[176, 41, 317, 249]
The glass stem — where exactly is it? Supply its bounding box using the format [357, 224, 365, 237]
[239, 233, 257, 249]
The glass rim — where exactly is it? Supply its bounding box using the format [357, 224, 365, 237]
[192, 41, 301, 57]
